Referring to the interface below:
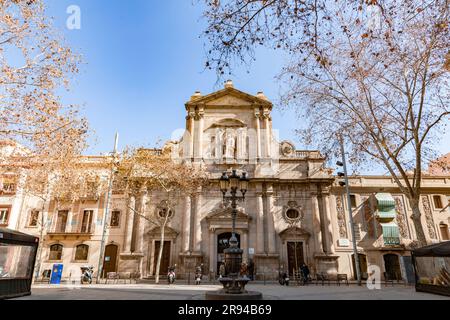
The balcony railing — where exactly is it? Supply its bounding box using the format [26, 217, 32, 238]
[47, 223, 94, 239]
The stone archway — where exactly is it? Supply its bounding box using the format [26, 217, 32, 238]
[205, 206, 251, 276]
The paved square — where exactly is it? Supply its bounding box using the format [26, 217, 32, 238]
[13, 283, 450, 300]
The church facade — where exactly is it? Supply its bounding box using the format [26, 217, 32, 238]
[1, 81, 449, 282]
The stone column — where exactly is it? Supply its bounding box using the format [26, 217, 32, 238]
[311, 191, 324, 254]
[265, 184, 276, 253]
[255, 186, 265, 254]
[189, 110, 195, 159]
[182, 195, 192, 253]
[242, 232, 249, 263]
[214, 128, 220, 160]
[209, 229, 215, 274]
[322, 191, 335, 254]
[196, 106, 205, 160]
[263, 111, 271, 158]
[125, 195, 136, 252]
[136, 191, 148, 254]
[254, 108, 262, 159]
[193, 191, 203, 252]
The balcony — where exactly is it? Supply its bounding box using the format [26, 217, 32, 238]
[47, 225, 94, 240]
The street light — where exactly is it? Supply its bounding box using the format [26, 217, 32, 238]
[218, 169, 250, 293]
[337, 136, 362, 286]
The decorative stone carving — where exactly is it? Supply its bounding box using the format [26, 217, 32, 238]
[335, 195, 348, 238]
[421, 195, 437, 239]
[280, 141, 295, 157]
[282, 200, 304, 225]
[156, 200, 174, 220]
[360, 195, 375, 237]
[393, 195, 409, 239]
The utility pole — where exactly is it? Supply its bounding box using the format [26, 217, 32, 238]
[337, 135, 362, 286]
[96, 133, 119, 283]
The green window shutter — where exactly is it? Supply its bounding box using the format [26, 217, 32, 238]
[381, 222, 400, 245]
[375, 193, 397, 220]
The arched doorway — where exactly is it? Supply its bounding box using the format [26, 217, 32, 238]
[217, 232, 240, 274]
[351, 253, 368, 280]
[103, 244, 118, 277]
[384, 254, 401, 281]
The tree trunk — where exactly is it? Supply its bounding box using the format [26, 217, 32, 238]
[34, 200, 47, 281]
[409, 198, 427, 247]
[154, 223, 166, 284]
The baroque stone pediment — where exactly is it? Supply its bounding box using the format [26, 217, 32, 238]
[206, 206, 251, 222]
[279, 227, 311, 239]
[185, 87, 272, 108]
[147, 226, 179, 239]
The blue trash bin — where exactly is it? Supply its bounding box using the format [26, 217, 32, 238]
[50, 264, 63, 284]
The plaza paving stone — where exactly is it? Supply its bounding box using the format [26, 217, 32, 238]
[12, 283, 450, 300]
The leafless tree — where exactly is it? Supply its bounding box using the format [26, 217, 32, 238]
[201, 0, 449, 246]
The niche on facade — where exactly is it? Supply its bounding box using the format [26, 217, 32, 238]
[204, 118, 248, 161]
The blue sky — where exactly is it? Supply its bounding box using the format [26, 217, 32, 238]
[45, 1, 448, 172]
[46, 0, 296, 155]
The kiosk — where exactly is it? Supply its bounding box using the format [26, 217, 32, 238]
[0, 228, 39, 299]
[412, 241, 450, 297]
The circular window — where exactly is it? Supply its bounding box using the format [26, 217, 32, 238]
[286, 209, 300, 220]
[158, 207, 174, 219]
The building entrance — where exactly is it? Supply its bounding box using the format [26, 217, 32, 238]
[217, 232, 240, 275]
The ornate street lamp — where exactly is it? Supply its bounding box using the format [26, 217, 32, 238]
[218, 169, 250, 294]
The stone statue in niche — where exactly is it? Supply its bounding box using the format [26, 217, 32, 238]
[223, 130, 236, 158]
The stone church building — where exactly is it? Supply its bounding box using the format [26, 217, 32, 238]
[1, 81, 449, 282]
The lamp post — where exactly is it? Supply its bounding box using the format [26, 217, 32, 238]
[218, 169, 250, 294]
[96, 133, 119, 283]
[337, 135, 362, 286]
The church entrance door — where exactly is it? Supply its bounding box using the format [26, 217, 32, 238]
[287, 241, 304, 276]
[154, 241, 171, 275]
[217, 232, 240, 275]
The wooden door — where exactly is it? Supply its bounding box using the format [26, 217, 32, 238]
[103, 244, 118, 277]
[384, 254, 401, 280]
[154, 241, 171, 275]
[287, 242, 304, 276]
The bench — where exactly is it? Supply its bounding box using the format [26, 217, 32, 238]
[315, 273, 330, 286]
[336, 274, 349, 286]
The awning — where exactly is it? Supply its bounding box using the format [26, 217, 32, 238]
[412, 241, 450, 257]
[375, 193, 397, 221]
[381, 222, 400, 245]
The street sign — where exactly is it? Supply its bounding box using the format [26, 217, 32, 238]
[338, 239, 350, 247]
